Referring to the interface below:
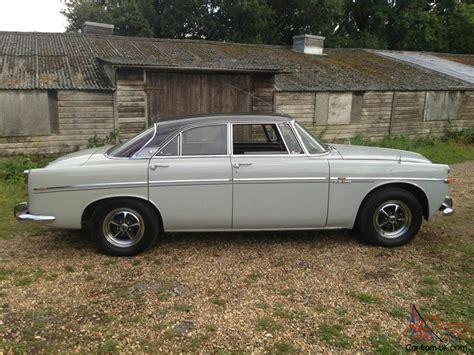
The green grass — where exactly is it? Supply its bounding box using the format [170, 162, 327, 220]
[347, 128, 474, 164]
[255, 317, 282, 333]
[318, 323, 352, 349]
[174, 303, 192, 312]
[349, 291, 381, 304]
[369, 333, 400, 354]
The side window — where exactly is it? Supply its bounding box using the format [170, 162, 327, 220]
[232, 124, 288, 155]
[156, 135, 179, 156]
[278, 123, 303, 154]
[181, 125, 227, 156]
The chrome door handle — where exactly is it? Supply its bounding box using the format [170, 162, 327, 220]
[150, 165, 169, 170]
[233, 163, 252, 168]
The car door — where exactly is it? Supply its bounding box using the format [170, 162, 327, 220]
[231, 122, 329, 229]
[148, 123, 233, 231]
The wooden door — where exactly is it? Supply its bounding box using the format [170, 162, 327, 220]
[146, 72, 252, 123]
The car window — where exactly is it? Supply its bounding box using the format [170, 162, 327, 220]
[278, 123, 303, 154]
[232, 124, 288, 155]
[181, 125, 227, 156]
[156, 135, 179, 157]
[294, 122, 327, 154]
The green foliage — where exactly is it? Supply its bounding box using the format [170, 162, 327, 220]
[0, 156, 51, 182]
[62, 0, 154, 37]
[318, 323, 352, 348]
[347, 128, 474, 164]
[62, 0, 472, 53]
[87, 129, 121, 148]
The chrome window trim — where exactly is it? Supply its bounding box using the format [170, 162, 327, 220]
[230, 122, 293, 157]
[130, 124, 158, 159]
[275, 124, 290, 155]
[151, 122, 230, 159]
[278, 122, 304, 155]
[291, 120, 330, 157]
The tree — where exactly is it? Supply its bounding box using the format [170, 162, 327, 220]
[62, 0, 155, 37]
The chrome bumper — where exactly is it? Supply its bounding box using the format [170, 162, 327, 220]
[439, 197, 454, 216]
[14, 202, 56, 222]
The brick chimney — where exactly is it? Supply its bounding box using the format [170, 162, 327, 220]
[82, 21, 114, 35]
[293, 34, 325, 55]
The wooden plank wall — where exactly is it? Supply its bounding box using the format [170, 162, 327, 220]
[116, 70, 147, 140]
[0, 90, 114, 155]
[252, 74, 274, 113]
[275, 90, 474, 140]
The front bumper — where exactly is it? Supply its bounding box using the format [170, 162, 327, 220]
[439, 197, 454, 216]
[14, 202, 56, 223]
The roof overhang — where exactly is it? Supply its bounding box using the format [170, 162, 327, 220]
[98, 57, 283, 74]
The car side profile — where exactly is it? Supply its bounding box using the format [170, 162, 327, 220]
[15, 114, 453, 256]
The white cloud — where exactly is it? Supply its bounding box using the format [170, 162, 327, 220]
[0, 0, 67, 32]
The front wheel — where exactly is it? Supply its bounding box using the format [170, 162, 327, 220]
[90, 199, 159, 256]
[357, 188, 423, 247]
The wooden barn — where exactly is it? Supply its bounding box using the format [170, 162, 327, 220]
[1, 23, 473, 155]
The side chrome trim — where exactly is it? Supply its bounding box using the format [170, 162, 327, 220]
[234, 177, 327, 184]
[33, 181, 147, 194]
[329, 177, 445, 183]
[149, 178, 232, 187]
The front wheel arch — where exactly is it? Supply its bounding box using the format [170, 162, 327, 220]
[81, 197, 164, 233]
[355, 182, 429, 228]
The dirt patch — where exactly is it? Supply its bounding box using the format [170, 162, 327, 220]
[0, 161, 473, 352]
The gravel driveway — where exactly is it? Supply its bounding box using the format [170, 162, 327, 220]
[1, 161, 472, 353]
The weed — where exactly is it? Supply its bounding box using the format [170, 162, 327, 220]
[256, 317, 281, 333]
[268, 341, 296, 354]
[369, 333, 400, 354]
[15, 277, 34, 286]
[64, 265, 75, 273]
[98, 339, 118, 353]
[349, 291, 380, 304]
[174, 303, 192, 312]
[319, 323, 352, 348]
[256, 302, 269, 309]
[212, 298, 226, 307]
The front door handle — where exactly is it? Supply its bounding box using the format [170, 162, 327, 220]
[150, 164, 169, 170]
[233, 163, 252, 169]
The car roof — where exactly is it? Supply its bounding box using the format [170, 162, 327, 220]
[155, 113, 293, 131]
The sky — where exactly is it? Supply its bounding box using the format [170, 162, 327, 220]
[0, 0, 67, 32]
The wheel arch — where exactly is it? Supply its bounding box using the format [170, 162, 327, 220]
[81, 196, 164, 233]
[355, 182, 429, 225]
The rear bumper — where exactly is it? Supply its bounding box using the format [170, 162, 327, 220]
[439, 197, 454, 216]
[14, 202, 56, 223]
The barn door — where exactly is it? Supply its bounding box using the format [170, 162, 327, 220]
[146, 72, 252, 124]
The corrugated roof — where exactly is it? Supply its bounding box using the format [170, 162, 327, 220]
[0, 31, 473, 91]
[375, 50, 474, 84]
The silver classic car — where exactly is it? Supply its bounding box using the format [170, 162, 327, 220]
[15, 114, 453, 256]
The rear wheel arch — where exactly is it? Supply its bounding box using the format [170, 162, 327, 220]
[356, 182, 429, 225]
[81, 196, 164, 233]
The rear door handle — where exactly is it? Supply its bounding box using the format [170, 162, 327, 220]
[233, 163, 252, 168]
[150, 164, 169, 170]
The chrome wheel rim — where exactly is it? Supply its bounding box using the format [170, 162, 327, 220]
[102, 208, 145, 248]
[373, 200, 412, 239]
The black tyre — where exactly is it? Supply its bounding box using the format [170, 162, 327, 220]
[357, 187, 423, 247]
[90, 199, 159, 256]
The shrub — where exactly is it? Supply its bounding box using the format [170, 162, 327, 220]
[87, 129, 121, 148]
[0, 157, 50, 182]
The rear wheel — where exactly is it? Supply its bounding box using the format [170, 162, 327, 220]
[91, 199, 159, 256]
[357, 188, 423, 247]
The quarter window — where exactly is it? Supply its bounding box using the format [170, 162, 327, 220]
[278, 123, 303, 154]
[181, 125, 227, 156]
[157, 135, 179, 156]
[232, 124, 288, 155]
